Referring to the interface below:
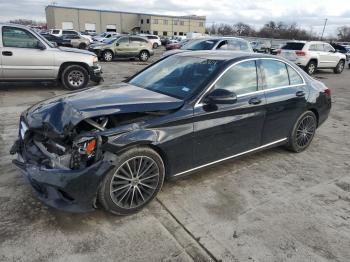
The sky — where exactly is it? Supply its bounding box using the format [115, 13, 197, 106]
[1, 0, 350, 37]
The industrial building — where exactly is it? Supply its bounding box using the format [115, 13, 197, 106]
[45, 5, 206, 36]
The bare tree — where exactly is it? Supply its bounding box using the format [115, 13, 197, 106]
[337, 26, 350, 41]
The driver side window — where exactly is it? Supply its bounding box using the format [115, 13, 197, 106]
[117, 37, 129, 45]
[2, 26, 40, 49]
[214, 60, 258, 96]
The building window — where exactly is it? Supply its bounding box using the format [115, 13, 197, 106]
[163, 31, 167, 36]
[180, 21, 184, 26]
[173, 20, 178, 25]
[153, 19, 158, 24]
[141, 19, 144, 24]
[163, 20, 168, 25]
[174, 32, 177, 35]
[147, 19, 150, 24]
[199, 22, 204, 27]
[146, 30, 150, 34]
[153, 31, 158, 35]
[141, 30, 144, 33]
[179, 32, 184, 36]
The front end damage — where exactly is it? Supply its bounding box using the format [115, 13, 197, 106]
[10, 113, 162, 212]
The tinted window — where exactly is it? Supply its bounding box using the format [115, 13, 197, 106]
[63, 30, 77, 35]
[261, 60, 289, 89]
[117, 37, 129, 44]
[2, 26, 40, 48]
[287, 65, 303, 85]
[281, 42, 305, 50]
[129, 56, 223, 100]
[52, 30, 60, 34]
[323, 44, 334, 52]
[182, 39, 219, 50]
[215, 61, 257, 95]
[130, 37, 148, 44]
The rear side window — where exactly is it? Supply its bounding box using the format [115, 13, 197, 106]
[261, 60, 289, 89]
[281, 42, 305, 50]
[2, 26, 40, 49]
[215, 60, 257, 95]
[286, 65, 303, 85]
[63, 30, 77, 35]
[52, 30, 60, 34]
[130, 37, 148, 43]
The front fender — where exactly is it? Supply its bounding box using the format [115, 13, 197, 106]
[102, 129, 158, 154]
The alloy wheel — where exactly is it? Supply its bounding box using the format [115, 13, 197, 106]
[140, 51, 149, 61]
[104, 51, 113, 61]
[110, 156, 160, 209]
[296, 115, 316, 148]
[68, 70, 84, 87]
[308, 63, 316, 75]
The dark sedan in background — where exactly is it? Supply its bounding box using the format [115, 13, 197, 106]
[11, 51, 331, 215]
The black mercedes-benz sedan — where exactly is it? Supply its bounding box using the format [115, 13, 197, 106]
[11, 51, 331, 215]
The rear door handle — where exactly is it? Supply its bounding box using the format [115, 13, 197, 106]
[249, 97, 262, 105]
[2, 51, 13, 56]
[296, 91, 306, 97]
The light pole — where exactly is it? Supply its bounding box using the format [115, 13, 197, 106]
[321, 18, 328, 40]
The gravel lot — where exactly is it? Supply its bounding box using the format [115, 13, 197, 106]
[0, 48, 349, 262]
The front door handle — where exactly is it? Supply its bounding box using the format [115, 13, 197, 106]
[249, 97, 262, 105]
[2, 51, 13, 56]
[296, 91, 306, 97]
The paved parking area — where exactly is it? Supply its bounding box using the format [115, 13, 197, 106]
[0, 49, 349, 262]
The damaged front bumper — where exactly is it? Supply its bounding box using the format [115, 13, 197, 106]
[11, 141, 113, 213]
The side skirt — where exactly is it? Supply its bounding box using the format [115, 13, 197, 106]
[171, 138, 287, 178]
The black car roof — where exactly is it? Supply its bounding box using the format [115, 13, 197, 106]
[174, 50, 282, 62]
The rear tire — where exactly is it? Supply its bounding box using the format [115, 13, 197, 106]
[333, 60, 345, 74]
[305, 61, 317, 75]
[103, 50, 113, 62]
[286, 111, 317, 153]
[61, 65, 89, 90]
[139, 50, 150, 62]
[98, 147, 165, 215]
[78, 43, 87, 49]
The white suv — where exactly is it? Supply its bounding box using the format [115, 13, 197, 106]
[139, 34, 161, 49]
[278, 41, 346, 75]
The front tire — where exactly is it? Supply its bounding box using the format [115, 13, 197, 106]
[153, 43, 158, 49]
[98, 147, 165, 215]
[61, 65, 89, 90]
[333, 60, 345, 74]
[139, 50, 150, 62]
[305, 61, 317, 75]
[78, 43, 87, 49]
[286, 111, 317, 153]
[103, 50, 113, 62]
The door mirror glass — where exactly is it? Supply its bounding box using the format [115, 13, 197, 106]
[205, 89, 237, 105]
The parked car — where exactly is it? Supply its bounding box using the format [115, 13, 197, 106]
[277, 41, 346, 75]
[250, 41, 271, 53]
[160, 36, 170, 46]
[49, 29, 92, 42]
[40, 33, 65, 46]
[92, 32, 119, 42]
[0, 24, 102, 90]
[330, 43, 350, 63]
[165, 39, 181, 50]
[10, 50, 331, 215]
[162, 37, 253, 57]
[139, 34, 162, 49]
[67, 35, 91, 49]
[89, 36, 154, 62]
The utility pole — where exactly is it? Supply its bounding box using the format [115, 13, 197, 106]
[321, 18, 328, 40]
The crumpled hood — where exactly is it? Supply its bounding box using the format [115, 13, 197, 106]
[23, 83, 184, 138]
[58, 46, 96, 56]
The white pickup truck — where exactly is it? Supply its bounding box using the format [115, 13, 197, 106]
[0, 24, 102, 90]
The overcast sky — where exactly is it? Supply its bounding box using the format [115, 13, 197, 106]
[1, 0, 350, 37]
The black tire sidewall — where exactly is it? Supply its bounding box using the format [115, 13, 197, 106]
[334, 60, 344, 74]
[61, 65, 89, 90]
[287, 111, 317, 153]
[79, 43, 87, 49]
[98, 147, 165, 215]
[153, 43, 158, 49]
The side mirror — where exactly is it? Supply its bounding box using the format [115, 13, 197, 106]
[51, 42, 58, 48]
[204, 88, 237, 105]
[37, 41, 46, 50]
[115, 43, 119, 46]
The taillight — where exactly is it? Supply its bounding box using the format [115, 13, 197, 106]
[295, 51, 306, 56]
[324, 88, 331, 96]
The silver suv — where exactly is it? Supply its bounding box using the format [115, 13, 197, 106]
[0, 24, 102, 90]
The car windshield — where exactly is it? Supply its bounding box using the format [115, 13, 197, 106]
[128, 55, 223, 100]
[181, 39, 219, 50]
[104, 37, 120, 44]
